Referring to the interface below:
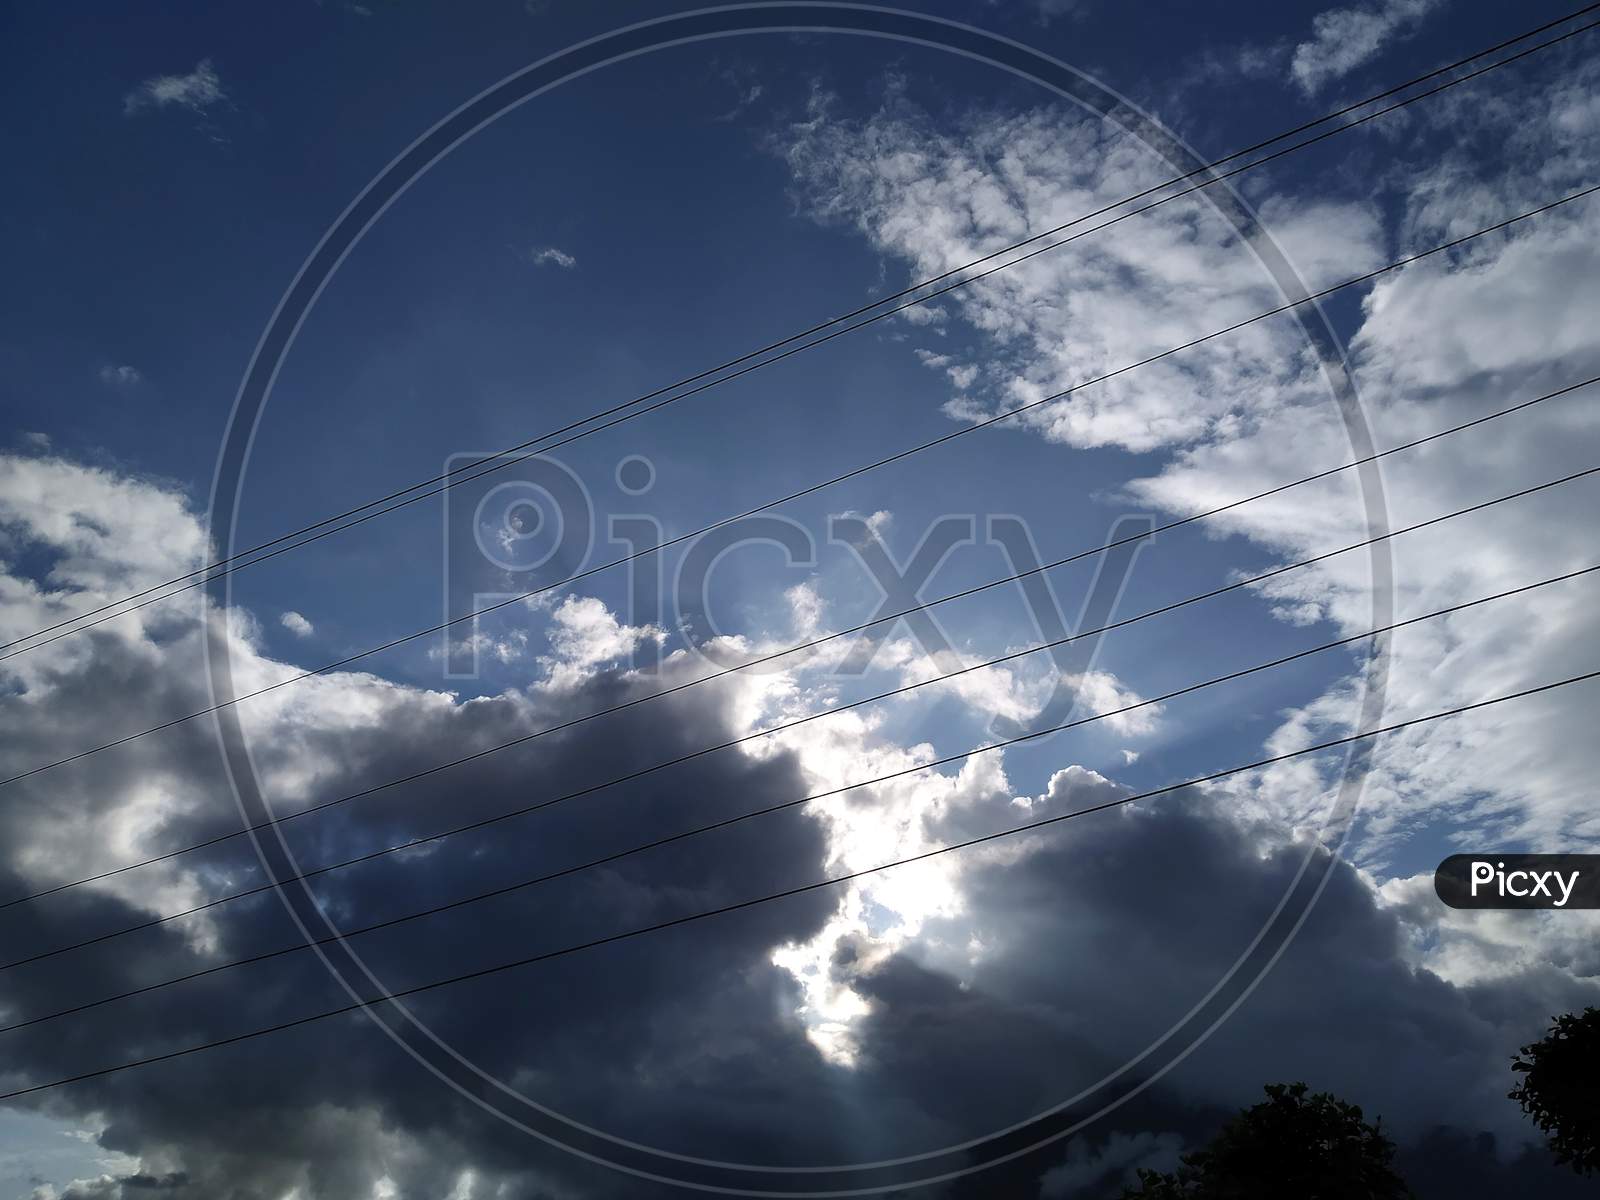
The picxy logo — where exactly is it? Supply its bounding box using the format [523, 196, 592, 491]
[1469, 860, 1579, 907]
[1434, 854, 1599, 910]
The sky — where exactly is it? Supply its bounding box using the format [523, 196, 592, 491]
[1, 1, 1598, 1197]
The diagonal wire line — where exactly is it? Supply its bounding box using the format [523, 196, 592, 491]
[2, 373, 1587, 916]
[3, 3, 1587, 657]
[4, 182, 1596, 788]
[2, 666, 1596, 1101]
[1, 562, 1593, 1037]
[4, 464, 1591, 975]
[4, 7, 1596, 660]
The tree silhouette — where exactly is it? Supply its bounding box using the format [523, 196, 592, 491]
[1122, 1082, 1412, 1198]
[1510, 1006, 1600, 1176]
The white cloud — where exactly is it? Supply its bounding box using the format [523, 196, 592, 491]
[1289, 0, 1441, 96]
[1175, 58, 1600, 866]
[1378, 870, 1600, 987]
[97, 365, 142, 388]
[528, 246, 576, 269]
[915, 348, 978, 390]
[0, 453, 206, 625]
[7, 61, 1600, 1190]
[427, 627, 528, 668]
[535, 593, 663, 690]
[123, 59, 225, 115]
[279, 610, 314, 638]
[714, 77, 765, 123]
[779, 67, 1600, 878]
[829, 507, 893, 543]
[785, 99, 1380, 456]
[1353, 207, 1600, 392]
[1, 428, 1593, 1192]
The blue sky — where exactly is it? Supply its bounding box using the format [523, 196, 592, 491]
[2, 2, 1599, 1198]
[5, 0, 1377, 769]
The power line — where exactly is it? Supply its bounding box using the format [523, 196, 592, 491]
[6, 464, 1591, 975]
[2, 666, 1594, 1101]
[4, 183, 1595, 789]
[2, 562, 1592, 1038]
[3, 7, 1595, 661]
[4, 374, 1586, 917]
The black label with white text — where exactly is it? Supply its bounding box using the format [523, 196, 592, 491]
[1434, 854, 1600, 910]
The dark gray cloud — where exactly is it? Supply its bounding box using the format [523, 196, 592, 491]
[843, 787, 1600, 1196]
[0, 599, 849, 1195]
[2, 462, 1596, 1200]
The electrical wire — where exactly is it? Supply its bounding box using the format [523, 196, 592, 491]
[3, 5, 1595, 660]
[4, 462, 1591, 974]
[3, 373, 1587, 916]
[2, 665, 1594, 1101]
[1, 561, 1592, 1036]
[4, 182, 1595, 788]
